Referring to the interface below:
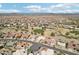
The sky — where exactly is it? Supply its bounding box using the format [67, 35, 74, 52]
[0, 3, 79, 13]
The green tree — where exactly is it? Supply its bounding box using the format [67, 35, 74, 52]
[51, 32, 55, 36]
[65, 32, 69, 36]
[33, 29, 44, 35]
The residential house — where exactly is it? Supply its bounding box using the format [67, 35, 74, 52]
[15, 42, 32, 49]
[38, 47, 54, 55]
[67, 39, 79, 52]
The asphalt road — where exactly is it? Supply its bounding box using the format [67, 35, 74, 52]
[0, 38, 79, 55]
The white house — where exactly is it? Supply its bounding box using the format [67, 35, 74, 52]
[57, 41, 66, 48]
[35, 36, 45, 42]
[13, 48, 27, 55]
[39, 47, 54, 55]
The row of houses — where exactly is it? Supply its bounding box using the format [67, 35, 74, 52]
[3, 32, 32, 39]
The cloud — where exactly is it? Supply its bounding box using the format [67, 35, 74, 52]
[24, 4, 79, 13]
[11, 3, 79, 13]
[50, 4, 71, 10]
[24, 5, 50, 13]
[24, 5, 42, 12]
[50, 3, 79, 10]
[48, 4, 79, 13]
[64, 9, 79, 13]
[50, 4, 64, 8]
[0, 9, 20, 13]
[64, 4, 79, 7]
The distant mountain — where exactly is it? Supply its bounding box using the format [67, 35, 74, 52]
[0, 13, 79, 16]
